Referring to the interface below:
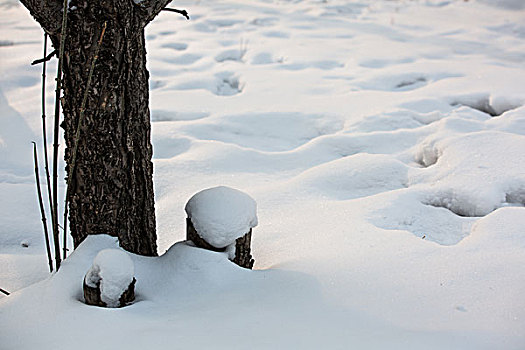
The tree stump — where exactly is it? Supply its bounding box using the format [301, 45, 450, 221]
[83, 248, 136, 307]
[187, 218, 254, 269]
[83, 277, 136, 308]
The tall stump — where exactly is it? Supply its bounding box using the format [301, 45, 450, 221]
[186, 218, 254, 269]
[185, 186, 258, 269]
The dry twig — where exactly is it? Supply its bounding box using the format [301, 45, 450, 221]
[161, 8, 190, 20]
[32, 142, 54, 273]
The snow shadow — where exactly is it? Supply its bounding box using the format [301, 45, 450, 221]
[169, 71, 244, 96]
[0, 88, 35, 178]
[178, 112, 343, 152]
[288, 154, 409, 201]
[369, 191, 475, 245]
[0, 40, 14, 46]
[450, 94, 522, 117]
[215, 72, 244, 96]
[353, 72, 462, 92]
[423, 190, 490, 218]
[151, 110, 210, 122]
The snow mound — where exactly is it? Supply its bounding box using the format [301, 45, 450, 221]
[424, 186, 503, 217]
[185, 186, 258, 248]
[84, 249, 135, 308]
[412, 130, 525, 217]
[370, 190, 474, 246]
[291, 154, 409, 200]
[466, 207, 525, 248]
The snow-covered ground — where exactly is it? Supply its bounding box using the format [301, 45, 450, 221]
[1, 0, 525, 348]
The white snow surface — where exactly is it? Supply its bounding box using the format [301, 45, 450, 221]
[1, 0, 525, 349]
[84, 249, 135, 308]
[185, 186, 258, 248]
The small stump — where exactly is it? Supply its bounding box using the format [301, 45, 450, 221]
[185, 186, 257, 269]
[83, 249, 136, 308]
[187, 218, 254, 269]
[84, 277, 136, 308]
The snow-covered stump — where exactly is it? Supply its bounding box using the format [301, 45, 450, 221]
[186, 219, 255, 269]
[185, 186, 258, 269]
[83, 249, 136, 308]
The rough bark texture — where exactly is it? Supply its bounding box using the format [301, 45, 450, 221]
[62, 2, 157, 255]
[83, 276, 136, 308]
[20, 0, 172, 256]
[18, 0, 63, 35]
[232, 230, 254, 269]
[186, 218, 255, 269]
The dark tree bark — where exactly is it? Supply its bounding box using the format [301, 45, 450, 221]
[20, 0, 172, 256]
[231, 230, 254, 269]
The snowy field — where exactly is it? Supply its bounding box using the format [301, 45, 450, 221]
[1, 0, 525, 348]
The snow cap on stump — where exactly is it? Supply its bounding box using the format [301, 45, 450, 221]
[84, 249, 135, 308]
[185, 186, 258, 248]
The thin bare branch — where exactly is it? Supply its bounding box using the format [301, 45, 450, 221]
[32, 49, 57, 66]
[161, 8, 190, 20]
[32, 142, 54, 273]
[40, 34, 56, 271]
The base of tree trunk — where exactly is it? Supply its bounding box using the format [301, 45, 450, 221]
[186, 218, 254, 269]
[83, 277, 136, 308]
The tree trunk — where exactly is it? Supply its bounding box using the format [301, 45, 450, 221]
[20, 0, 172, 256]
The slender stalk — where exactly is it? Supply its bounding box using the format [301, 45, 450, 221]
[63, 21, 108, 258]
[52, 0, 70, 271]
[41, 32, 55, 270]
[32, 142, 54, 273]
[0, 288, 9, 296]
